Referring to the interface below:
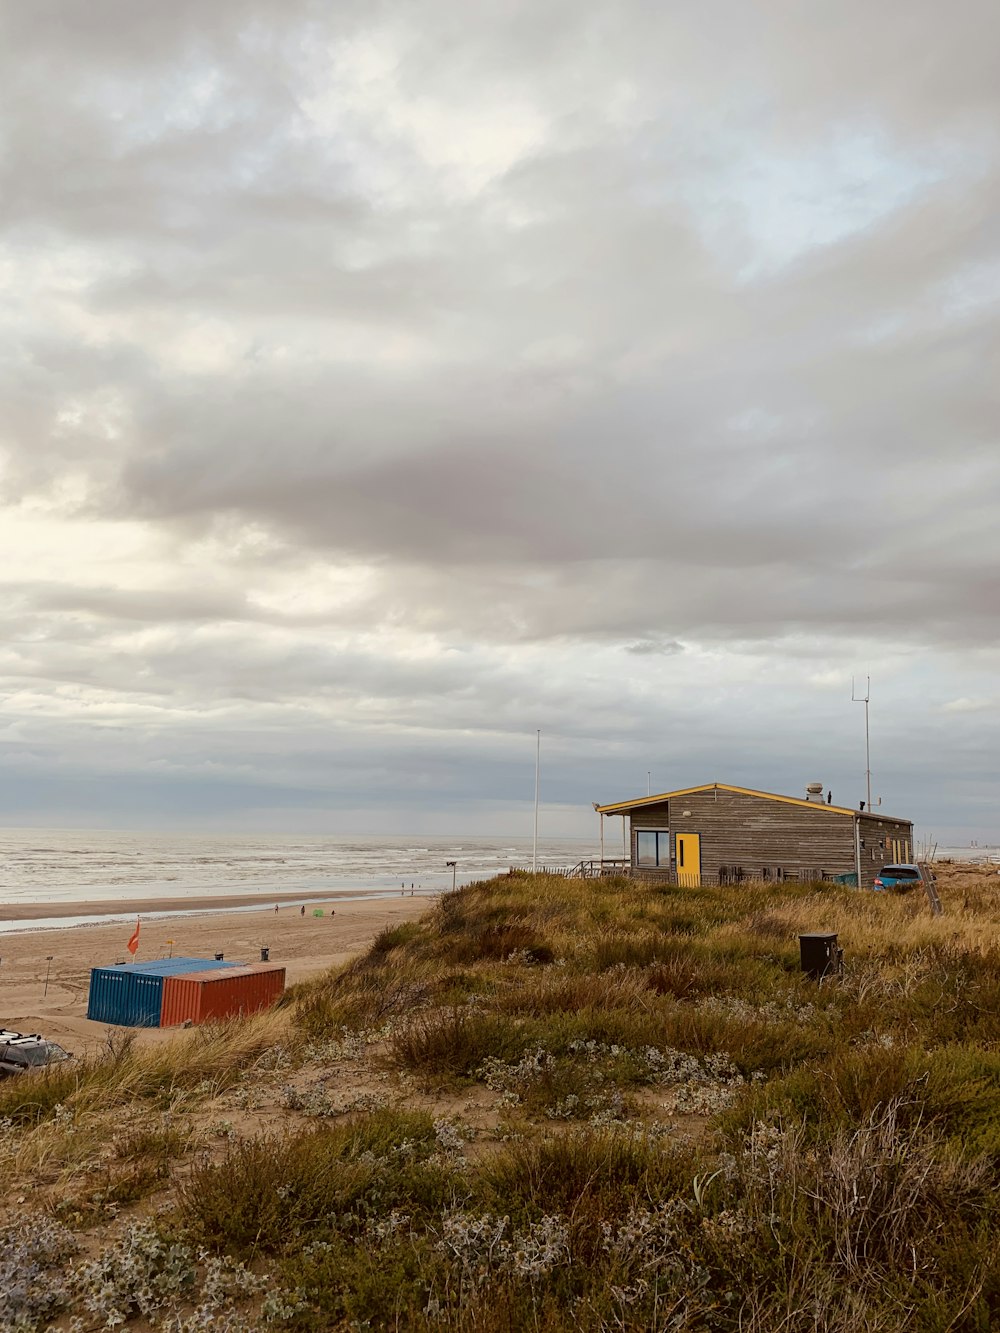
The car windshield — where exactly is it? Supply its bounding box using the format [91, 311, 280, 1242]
[882, 867, 920, 880]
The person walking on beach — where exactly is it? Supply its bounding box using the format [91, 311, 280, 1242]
[274, 904, 279, 914]
[300, 904, 305, 917]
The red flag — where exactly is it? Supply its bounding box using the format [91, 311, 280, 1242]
[126, 917, 140, 957]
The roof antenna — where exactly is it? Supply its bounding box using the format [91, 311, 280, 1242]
[851, 675, 872, 812]
[532, 729, 540, 873]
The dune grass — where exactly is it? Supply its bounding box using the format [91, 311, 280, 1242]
[0, 1009, 299, 1130]
[6, 862, 1000, 1331]
[0, 1008, 301, 1219]
[250, 864, 1000, 1329]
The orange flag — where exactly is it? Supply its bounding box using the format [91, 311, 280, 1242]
[126, 917, 140, 957]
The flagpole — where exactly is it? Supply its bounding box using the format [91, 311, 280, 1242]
[532, 729, 540, 873]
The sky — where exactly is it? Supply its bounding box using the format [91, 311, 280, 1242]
[1, 1, 998, 842]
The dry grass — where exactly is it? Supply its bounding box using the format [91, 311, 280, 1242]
[0, 1008, 299, 1129]
[0, 1007, 301, 1213]
[6, 863, 1000, 1332]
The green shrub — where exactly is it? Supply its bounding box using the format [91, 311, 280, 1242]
[491, 970, 647, 1016]
[476, 1130, 694, 1231]
[390, 1007, 528, 1080]
[296, 957, 434, 1036]
[181, 1110, 455, 1257]
[0, 1063, 81, 1126]
[275, 1231, 438, 1331]
[442, 920, 555, 965]
[368, 920, 424, 956]
[591, 931, 679, 970]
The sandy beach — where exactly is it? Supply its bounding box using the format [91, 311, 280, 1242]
[0, 889, 377, 922]
[0, 890, 394, 922]
[0, 894, 434, 1055]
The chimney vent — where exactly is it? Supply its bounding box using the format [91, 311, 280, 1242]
[805, 782, 824, 803]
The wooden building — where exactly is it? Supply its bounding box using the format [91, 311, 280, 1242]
[594, 782, 913, 890]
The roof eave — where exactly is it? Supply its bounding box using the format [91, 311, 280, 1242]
[594, 781, 901, 819]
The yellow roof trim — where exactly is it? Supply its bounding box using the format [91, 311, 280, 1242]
[595, 782, 886, 819]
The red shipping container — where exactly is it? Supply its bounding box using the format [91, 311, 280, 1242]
[159, 963, 286, 1027]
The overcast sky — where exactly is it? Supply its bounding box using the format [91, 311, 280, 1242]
[1, 2, 998, 842]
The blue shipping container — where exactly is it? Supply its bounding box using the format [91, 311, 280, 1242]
[86, 957, 242, 1027]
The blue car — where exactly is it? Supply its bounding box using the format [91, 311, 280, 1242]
[873, 863, 923, 892]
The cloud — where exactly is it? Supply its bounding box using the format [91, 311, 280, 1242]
[0, 2, 999, 837]
[625, 640, 684, 657]
[942, 697, 994, 714]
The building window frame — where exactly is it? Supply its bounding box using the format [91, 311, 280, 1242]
[635, 829, 671, 868]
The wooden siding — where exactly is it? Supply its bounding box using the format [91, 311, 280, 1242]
[858, 815, 914, 889]
[629, 802, 670, 831]
[629, 789, 913, 889]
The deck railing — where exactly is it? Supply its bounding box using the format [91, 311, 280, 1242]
[566, 858, 629, 878]
[507, 859, 630, 879]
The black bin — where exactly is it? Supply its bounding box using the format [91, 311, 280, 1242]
[799, 932, 842, 981]
[260, 947, 270, 962]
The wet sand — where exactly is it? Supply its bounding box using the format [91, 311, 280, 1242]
[1, 889, 365, 922]
[0, 895, 434, 1055]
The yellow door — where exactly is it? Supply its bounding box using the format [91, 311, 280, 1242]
[676, 833, 701, 887]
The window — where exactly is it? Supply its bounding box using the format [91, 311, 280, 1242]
[636, 830, 671, 868]
[20, 1043, 61, 1066]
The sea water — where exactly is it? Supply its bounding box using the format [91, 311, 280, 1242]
[0, 828, 594, 930]
[1, 828, 988, 935]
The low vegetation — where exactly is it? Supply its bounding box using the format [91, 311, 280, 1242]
[2, 862, 1000, 1330]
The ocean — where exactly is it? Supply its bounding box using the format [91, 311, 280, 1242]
[0, 828, 595, 932]
[0, 828, 990, 935]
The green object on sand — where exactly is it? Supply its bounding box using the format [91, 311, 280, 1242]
[312, 908, 324, 917]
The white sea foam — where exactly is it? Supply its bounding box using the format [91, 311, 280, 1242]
[0, 829, 591, 913]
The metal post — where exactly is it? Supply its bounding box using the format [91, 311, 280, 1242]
[852, 676, 872, 812]
[446, 860, 457, 892]
[623, 814, 628, 864]
[599, 812, 604, 866]
[43, 956, 53, 997]
[647, 771, 651, 796]
[532, 729, 540, 872]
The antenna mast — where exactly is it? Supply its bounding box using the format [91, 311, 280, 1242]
[532, 729, 540, 873]
[851, 675, 872, 810]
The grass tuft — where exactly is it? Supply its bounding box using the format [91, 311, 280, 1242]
[390, 1006, 527, 1080]
[180, 1109, 455, 1257]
